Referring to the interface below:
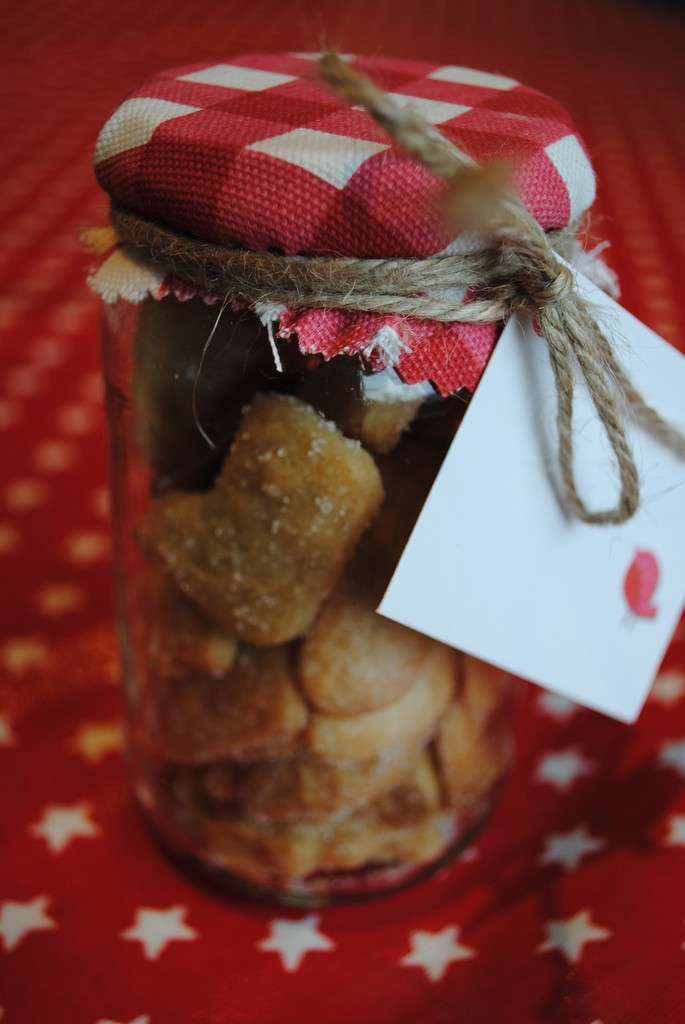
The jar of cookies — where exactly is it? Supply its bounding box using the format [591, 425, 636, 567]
[89, 51, 604, 903]
[97, 290, 514, 902]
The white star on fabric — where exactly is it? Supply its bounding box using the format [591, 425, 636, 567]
[57, 403, 93, 435]
[538, 909, 610, 964]
[3, 479, 48, 512]
[0, 522, 20, 553]
[69, 720, 123, 763]
[535, 748, 594, 791]
[536, 692, 578, 721]
[30, 802, 100, 853]
[64, 530, 110, 564]
[96, 1016, 150, 1024]
[400, 925, 475, 982]
[257, 914, 335, 972]
[659, 740, 685, 776]
[540, 826, 605, 871]
[121, 906, 198, 960]
[0, 713, 15, 747]
[5, 367, 41, 398]
[0, 896, 57, 952]
[650, 671, 685, 707]
[31, 338, 64, 369]
[34, 439, 76, 472]
[0, 398, 21, 430]
[91, 485, 111, 519]
[664, 814, 685, 847]
[36, 582, 84, 615]
[1, 637, 47, 674]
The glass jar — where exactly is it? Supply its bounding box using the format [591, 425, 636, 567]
[101, 293, 515, 905]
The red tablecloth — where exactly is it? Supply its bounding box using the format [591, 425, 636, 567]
[2, 2, 685, 1021]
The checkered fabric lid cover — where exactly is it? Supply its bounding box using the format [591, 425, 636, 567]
[93, 53, 597, 394]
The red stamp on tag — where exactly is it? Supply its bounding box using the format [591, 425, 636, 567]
[624, 550, 660, 619]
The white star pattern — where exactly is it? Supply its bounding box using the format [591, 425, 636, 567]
[0, 713, 15, 747]
[70, 721, 123, 762]
[538, 909, 610, 964]
[664, 814, 685, 847]
[51, 300, 92, 333]
[64, 530, 110, 564]
[56, 403, 93, 435]
[31, 339, 64, 368]
[36, 582, 84, 615]
[651, 671, 685, 707]
[5, 366, 41, 398]
[3, 479, 48, 512]
[536, 692, 578, 721]
[535, 748, 594, 791]
[540, 826, 605, 871]
[257, 915, 335, 972]
[30, 802, 100, 853]
[0, 523, 20, 554]
[400, 925, 475, 982]
[34, 439, 76, 472]
[0, 399, 20, 429]
[1, 637, 47, 674]
[0, 896, 57, 952]
[659, 740, 685, 776]
[121, 906, 198, 961]
[96, 1017, 150, 1024]
[91, 485, 111, 519]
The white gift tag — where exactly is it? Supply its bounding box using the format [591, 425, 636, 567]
[379, 269, 685, 722]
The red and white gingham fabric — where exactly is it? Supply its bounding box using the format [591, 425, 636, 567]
[93, 53, 597, 394]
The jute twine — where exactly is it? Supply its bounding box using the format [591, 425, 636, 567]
[110, 53, 685, 525]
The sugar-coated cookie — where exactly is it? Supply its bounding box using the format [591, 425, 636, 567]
[371, 750, 442, 826]
[355, 399, 422, 455]
[201, 779, 450, 882]
[307, 646, 455, 761]
[298, 582, 435, 715]
[139, 393, 384, 644]
[141, 571, 237, 680]
[240, 746, 419, 823]
[156, 646, 308, 763]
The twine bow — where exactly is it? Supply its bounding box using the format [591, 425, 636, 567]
[319, 53, 685, 525]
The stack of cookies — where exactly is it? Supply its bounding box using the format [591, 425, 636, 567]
[130, 301, 512, 894]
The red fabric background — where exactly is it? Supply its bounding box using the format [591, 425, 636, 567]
[1, 1, 685, 1021]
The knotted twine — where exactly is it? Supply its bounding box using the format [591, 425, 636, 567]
[110, 53, 685, 525]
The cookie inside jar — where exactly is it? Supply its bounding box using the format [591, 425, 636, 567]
[121, 299, 515, 904]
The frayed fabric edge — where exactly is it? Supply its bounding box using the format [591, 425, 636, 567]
[87, 246, 166, 304]
[85, 240, 618, 395]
